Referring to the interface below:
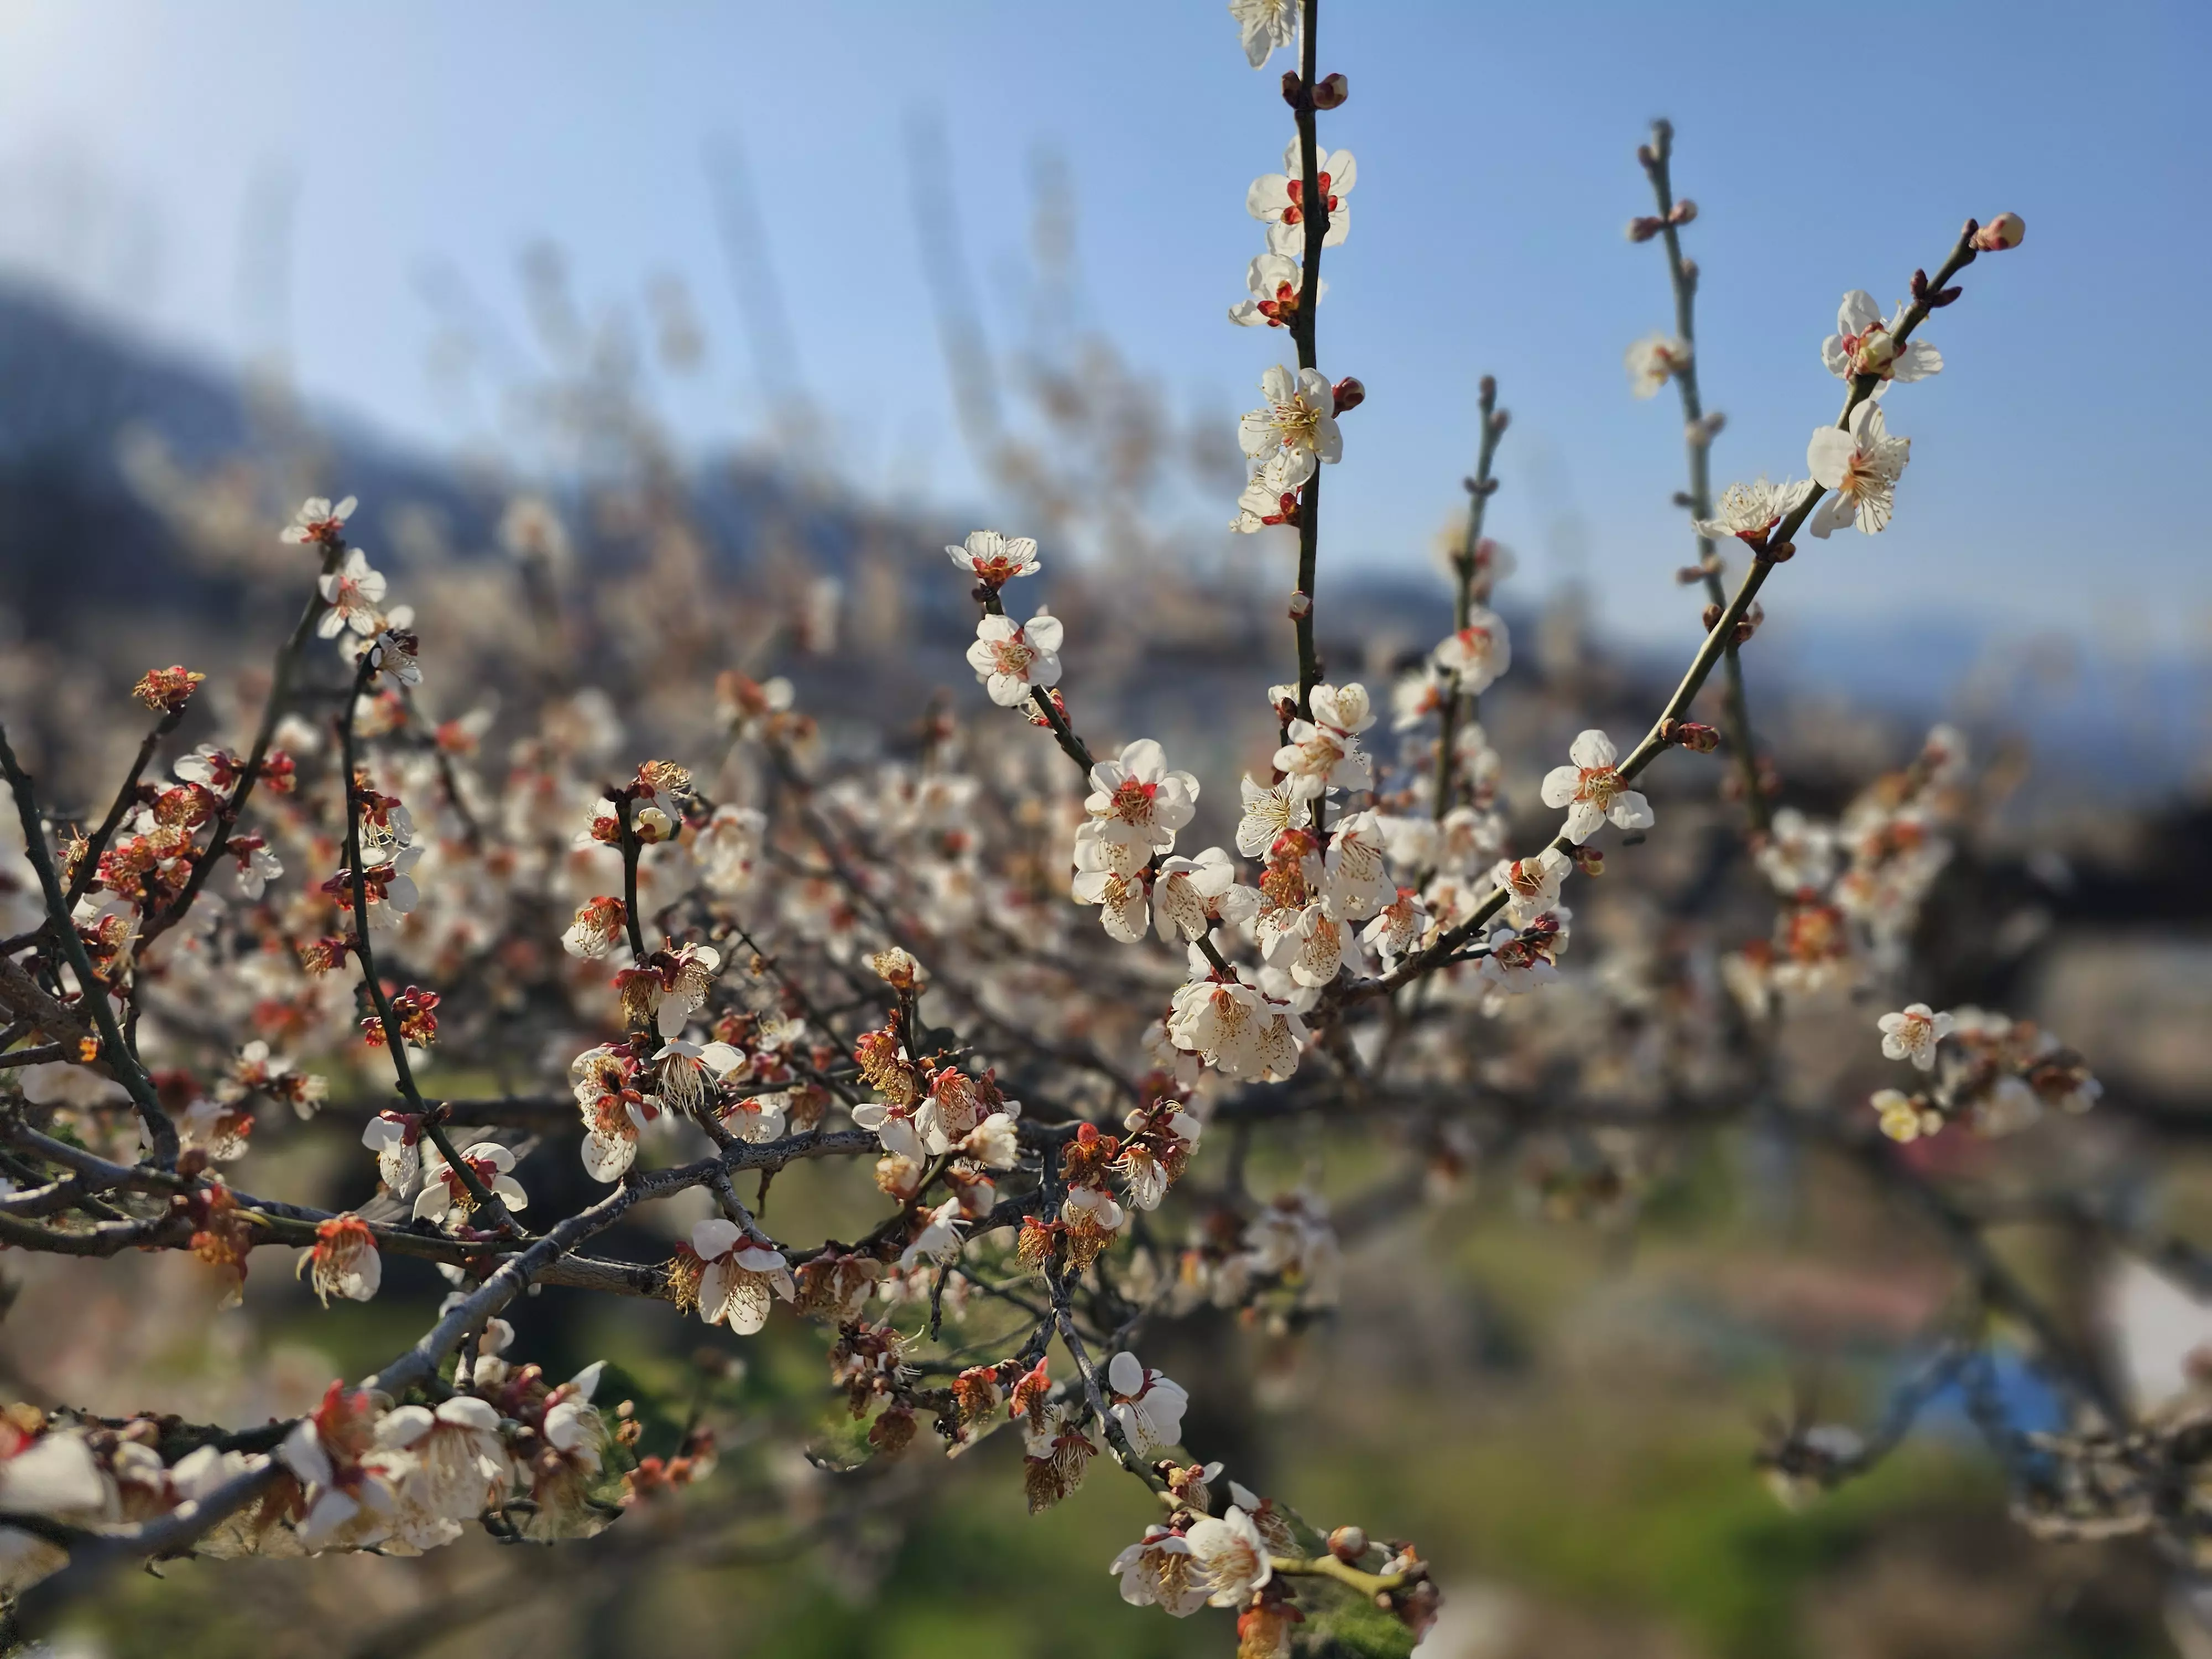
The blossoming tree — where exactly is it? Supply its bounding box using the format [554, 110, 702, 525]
[0, 1, 2171, 1653]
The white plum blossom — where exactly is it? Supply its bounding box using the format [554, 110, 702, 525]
[1072, 823, 1152, 943]
[282, 494, 357, 545]
[1235, 774, 1310, 858]
[899, 1196, 968, 1269]
[1273, 683, 1376, 802]
[1477, 919, 1564, 996]
[1694, 476, 1807, 545]
[413, 1141, 528, 1230]
[1490, 846, 1571, 925]
[1228, 252, 1313, 330]
[1757, 807, 1839, 894]
[1806, 399, 1912, 537]
[1107, 1352, 1190, 1455]
[1432, 612, 1512, 696]
[1228, 0, 1297, 67]
[966, 612, 1064, 707]
[1084, 739, 1199, 855]
[1260, 897, 1350, 988]
[690, 1218, 795, 1334]
[1822, 290, 1942, 388]
[1323, 809, 1393, 919]
[1230, 446, 1312, 533]
[1539, 730, 1655, 843]
[1248, 135, 1354, 254]
[1183, 1505, 1275, 1606]
[945, 529, 1040, 588]
[1154, 847, 1237, 942]
[361, 1111, 422, 1197]
[1625, 333, 1691, 399]
[1168, 964, 1306, 1081]
[374, 1397, 507, 1525]
[316, 549, 388, 639]
[1239, 364, 1342, 469]
[1879, 1003, 1955, 1071]
[1110, 1525, 1209, 1616]
[1361, 886, 1428, 969]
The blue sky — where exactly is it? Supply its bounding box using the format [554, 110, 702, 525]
[0, 0, 2206, 651]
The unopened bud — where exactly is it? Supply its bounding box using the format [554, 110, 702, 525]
[1332, 376, 1366, 415]
[1488, 407, 1511, 434]
[1328, 1525, 1368, 1561]
[1681, 257, 1699, 285]
[1972, 211, 2024, 252]
[1667, 720, 1721, 753]
[1288, 590, 1312, 620]
[1280, 70, 1303, 108]
[1687, 411, 1725, 447]
[1674, 565, 1706, 586]
[1477, 374, 1496, 404]
[1635, 144, 1656, 169]
[1701, 603, 1724, 632]
[1313, 71, 1348, 109]
[1760, 541, 1796, 564]
[1571, 846, 1604, 877]
[1668, 198, 1698, 226]
[1671, 491, 1695, 509]
[1625, 215, 1665, 243]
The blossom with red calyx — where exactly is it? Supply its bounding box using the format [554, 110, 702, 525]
[562, 895, 628, 960]
[413, 1140, 528, 1230]
[298, 1214, 382, 1306]
[1248, 134, 1355, 253]
[945, 528, 1041, 591]
[281, 494, 358, 547]
[362, 984, 439, 1050]
[132, 664, 205, 714]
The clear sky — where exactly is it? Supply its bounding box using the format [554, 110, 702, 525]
[0, 0, 2206, 651]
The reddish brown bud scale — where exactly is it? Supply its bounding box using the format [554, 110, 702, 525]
[1313, 71, 1348, 108]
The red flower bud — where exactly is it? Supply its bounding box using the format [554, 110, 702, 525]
[1332, 376, 1365, 415]
[1312, 72, 1348, 109]
[1972, 211, 2024, 252]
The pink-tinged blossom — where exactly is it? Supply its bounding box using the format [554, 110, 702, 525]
[1822, 290, 1942, 388]
[1248, 135, 1355, 253]
[966, 612, 1065, 707]
[1806, 399, 1912, 537]
[945, 529, 1040, 588]
[297, 1214, 381, 1306]
[1361, 886, 1428, 969]
[1878, 1003, 1954, 1071]
[1490, 846, 1571, 925]
[316, 549, 388, 638]
[1539, 730, 1655, 843]
[282, 494, 358, 546]
[1085, 739, 1200, 855]
[1431, 611, 1512, 696]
